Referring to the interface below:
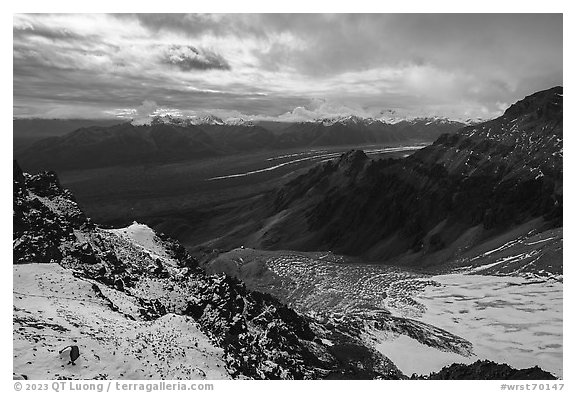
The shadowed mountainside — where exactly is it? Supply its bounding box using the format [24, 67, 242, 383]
[13, 118, 125, 151]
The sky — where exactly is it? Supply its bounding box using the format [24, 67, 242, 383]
[13, 13, 563, 122]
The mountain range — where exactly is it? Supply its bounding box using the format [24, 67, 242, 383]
[15, 115, 465, 171]
[13, 118, 124, 151]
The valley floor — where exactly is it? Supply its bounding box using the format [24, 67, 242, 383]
[56, 143, 426, 236]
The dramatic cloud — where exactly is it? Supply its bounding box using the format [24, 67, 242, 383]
[273, 99, 377, 122]
[161, 45, 230, 71]
[13, 13, 562, 121]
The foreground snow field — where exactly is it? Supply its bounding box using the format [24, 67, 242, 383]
[13, 263, 230, 380]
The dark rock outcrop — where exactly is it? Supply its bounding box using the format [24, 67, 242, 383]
[13, 162, 81, 264]
[415, 360, 557, 380]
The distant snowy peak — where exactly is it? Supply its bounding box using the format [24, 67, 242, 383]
[225, 118, 255, 127]
[312, 115, 468, 127]
[376, 109, 405, 125]
[400, 116, 468, 126]
[149, 114, 188, 126]
[188, 114, 225, 126]
[147, 114, 258, 127]
[144, 113, 470, 128]
[316, 115, 378, 126]
[377, 116, 405, 125]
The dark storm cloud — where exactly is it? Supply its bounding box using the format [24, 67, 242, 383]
[161, 45, 231, 71]
[120, 13, 264, 38]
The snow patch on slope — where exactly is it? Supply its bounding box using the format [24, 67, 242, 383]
[374, 333, 471, 376]
[107, 222, 172, 263]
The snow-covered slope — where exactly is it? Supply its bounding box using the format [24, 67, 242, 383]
[107, 222, 175, 263]
[13, 263, 229, 380]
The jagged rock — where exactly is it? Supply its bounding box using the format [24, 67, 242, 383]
[182, 273, 401, 379]
[138, 298, 167, 321]
[337, 149, 369, 176]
